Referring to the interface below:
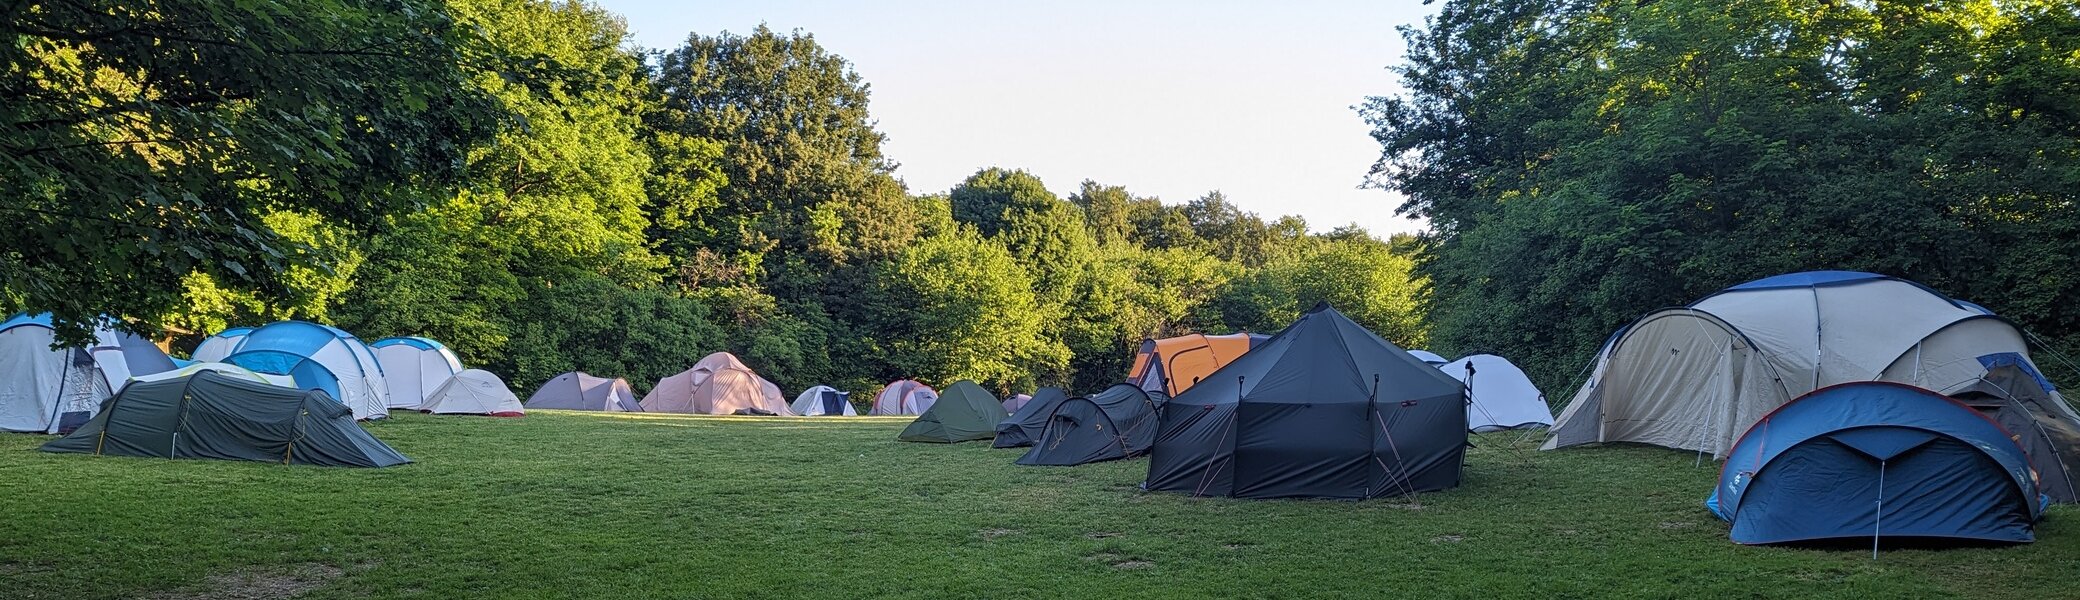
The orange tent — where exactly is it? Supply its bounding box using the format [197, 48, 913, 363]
[1126, 333, 1265, 396]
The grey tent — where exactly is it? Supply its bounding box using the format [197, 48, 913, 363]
[42, 370, 410, 467]
[524, 372, 641, 412]
[1947, 359, 2080, 503]
[1017, 384, 1163, 466]
[992, 387, 1067, 448]
[1143, 303, 1468, 499]
[897, 380, 1007, 443]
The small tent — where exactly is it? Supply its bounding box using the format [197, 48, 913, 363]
[0, 314, 177, 434]
[792, 386, 856, 416]
[898, 380, 1007, 443]
[1144, 303, 1468, 499]
[1708, 382, 2042, 545]
[371, 337, 463, 409]
[42, 370, 410, 467]
[1442, 354, 1553, 432]
[1002, 393, 1033, 413]
[1127, 333, 1268, 396]
[1947, 358, 2080, 504]
[221, 321, 392, 420]
[524, 372, 641, 412]
[1408, 350, 1449, 365]
[420, 369, 524, 417]
[992, 387, 1068, 448]
[189, 327, 252, 363]
[870, 380, 939, 416]
[131, 362, 295, 388]
[641, 352, 792, 415]
[1018, 384, 1163, 466]
[1547, 271, 2046, 457]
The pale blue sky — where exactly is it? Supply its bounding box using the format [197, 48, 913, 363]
[597, 0, 1440, 235]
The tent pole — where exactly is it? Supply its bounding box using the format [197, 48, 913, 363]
[1873, 460, 1886, 560]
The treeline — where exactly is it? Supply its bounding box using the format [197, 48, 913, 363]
[1367, 0, 2080, 392]
[2, 0, 1425, 396]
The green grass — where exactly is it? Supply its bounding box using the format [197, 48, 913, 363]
[0, 411, 2073, 599]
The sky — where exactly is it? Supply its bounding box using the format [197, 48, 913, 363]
[596, 0, 1441, 235]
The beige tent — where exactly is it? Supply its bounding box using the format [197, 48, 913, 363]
[1546, 271, 2046, 457]
[640, 352, 792, 415]
[869, 379, 938, 416]
[420, 369, 524, 417]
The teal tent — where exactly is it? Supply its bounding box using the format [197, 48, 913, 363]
[898, 380, 1007, 443]
[43, 370, 410, 467]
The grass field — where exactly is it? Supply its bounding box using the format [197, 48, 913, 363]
[0, 410, 2074, 599]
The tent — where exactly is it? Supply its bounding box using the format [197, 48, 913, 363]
[220, 321, 392, 420]
[1947, 358, 2080, 504]
[189, 327, 252, 363]
[1442, 354, 1553, 432]
[897, 380, 1007, 443]
[993, 387, 1068, 448]
[792, 386, 857, 416]
[1144, 303, 1468, 499]
[524, 372, 641, 412]
[371, 337, 463, 409]
[42, 370, 410, 467]
[870, 380, 939, 416]
[1546, 271, 2045, 457]
[0, 314, 177, 434]
[1707, 382, 2042, 545]
[1002, 393, 1033, 413]
[131, 361, 296, 388]
[1127, 332, 1268, 396]
[420, 369, 524, 417]
[641, 352, 792, 415]
[1408, 350, 1449, 365]
[1017, 384, 1163, 466]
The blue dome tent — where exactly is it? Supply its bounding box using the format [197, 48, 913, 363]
[1708, 382, 2044, 547]
[222, 321, 391, 420]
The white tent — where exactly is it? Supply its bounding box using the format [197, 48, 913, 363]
[870, 380, 938, 415]
[1441, 354, 1553, 432]
[221, 321, 392, 420]
[132, 361, 296, 388]
[791, 385, 856, 416]
[420, 369, 524, 416]
[371, 337, 463, 409]
[1546, 271, 2044, 457]
[1408, 349, 1449, 365]
[189, 327, 252, 363]
[0, 314, 177, 433]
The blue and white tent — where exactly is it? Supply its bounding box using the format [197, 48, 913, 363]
[370, 336, 463, 409]
[0, 314, 177, 433]
[1708, 382, 2044, 546]
[222, 321, 391, 420]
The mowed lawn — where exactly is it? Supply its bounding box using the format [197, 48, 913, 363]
[0, 411, 2074, 599]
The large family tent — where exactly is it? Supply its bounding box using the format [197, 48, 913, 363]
[370, 337, 463, 409]
[524, 372, 641, 412]
[189, 327, 252, 362]
[420, 369, 524, 417]
[1144, 303, 1468, 499]
[641, 352, 791, 415]
[992, 387, 1068, 448]
[897, 380, 1007, 443]
[42, 370, 410, 467]
[0, 314, 177, 433]
[792, 386, 856, 416]
[1408, 350, 1449, 365]
[1947, 359, 2080, 503]
[1443, 354, 1553, 432]
[870, 380, 939, 416]
[130, 362, 295, 388]
[1707, 382, 2042, 545]
[1546, 271, 2043, 457]
[220, 321, 392, 420]
[1127, 333, 1268, 396]
[1017, 384, 1162, 466]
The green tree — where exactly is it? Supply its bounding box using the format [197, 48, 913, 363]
[883, 228, 1064, 390]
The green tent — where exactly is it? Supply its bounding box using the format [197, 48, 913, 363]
[42, 370, 411, 467]
[897, 380, 1008, 443]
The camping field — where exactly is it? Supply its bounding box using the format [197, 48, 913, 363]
[0, 412, 2073, 599]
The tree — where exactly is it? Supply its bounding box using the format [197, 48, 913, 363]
[1212, 237, 1427, 348]
[882, 228, 1064, 390]
[1069, 180, 1136, 246]
[1, 0, 499, 343]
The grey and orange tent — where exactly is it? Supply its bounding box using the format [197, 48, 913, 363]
[1127, 332, 1267, 397]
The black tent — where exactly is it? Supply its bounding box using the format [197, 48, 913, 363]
[993, 387, 1067, 448]
[1143, 303, 1467, 499]
[43, 370, 411, 467]
[1948, 361, 2080, 503]
[1016, 384, 1162, 466]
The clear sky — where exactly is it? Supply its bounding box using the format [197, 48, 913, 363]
[596, 0, 1440, 235]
